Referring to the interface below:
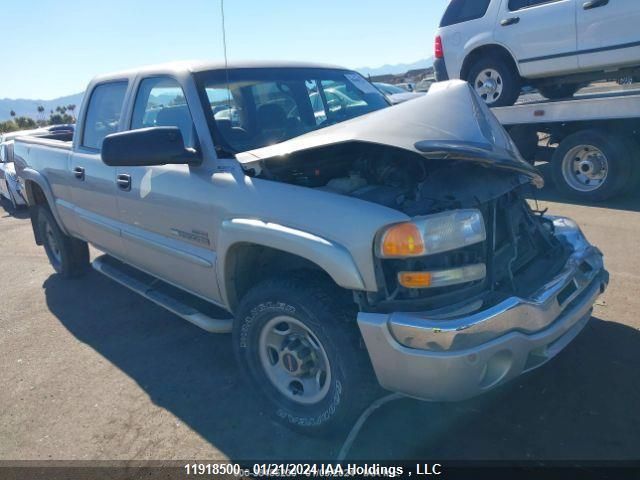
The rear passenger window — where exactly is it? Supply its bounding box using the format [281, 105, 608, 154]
[440, 0, 491, 27]
[131, 77, 197, 148]
[509, 0, 560, 10]
[82, 82, 128, 150]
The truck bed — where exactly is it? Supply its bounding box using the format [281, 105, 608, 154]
[494, 87, 640, 126]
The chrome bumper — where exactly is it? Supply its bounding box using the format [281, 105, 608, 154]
[357, 217, 608, 401]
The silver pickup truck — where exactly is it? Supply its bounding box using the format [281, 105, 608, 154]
[14, 61, 608, 435]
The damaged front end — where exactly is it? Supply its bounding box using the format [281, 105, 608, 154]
[234, 80, 608, 401]
[238, 81, 566, 311]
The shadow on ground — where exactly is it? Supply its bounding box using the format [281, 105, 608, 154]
[43, 270, 640, 461]
[0, 197, 30, 219]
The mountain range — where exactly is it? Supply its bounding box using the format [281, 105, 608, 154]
[356, 57, 434, 78]
[0, 58, 434, 121]
[0, 93, 84, 122]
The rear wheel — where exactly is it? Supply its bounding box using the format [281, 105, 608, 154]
[551, 130, 633, 202]
[467, 56, 521, 107]
[36, 206, 90, 277]
[233, 274, 377, 436]
[538, 84, 580, 100]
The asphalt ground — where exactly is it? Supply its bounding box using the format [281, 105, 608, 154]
[1, 169, 639, 462]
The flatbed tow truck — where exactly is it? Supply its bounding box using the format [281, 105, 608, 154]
[494, 85, 640, 202]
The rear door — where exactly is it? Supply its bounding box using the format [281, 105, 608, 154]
[576, 0, 640, 70]
[69, 81, 128, 255]
[495, 0, 578, 78]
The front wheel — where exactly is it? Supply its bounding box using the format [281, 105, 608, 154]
[538, 84, 580, 100]
[233, 275, 377, 436]
[551, 130, 633, 202]
[467, 56, 521, 107]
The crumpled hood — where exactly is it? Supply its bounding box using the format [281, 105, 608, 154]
[236, 80, 543, 186]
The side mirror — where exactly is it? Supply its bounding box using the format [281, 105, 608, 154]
[101, 127, 201, 167]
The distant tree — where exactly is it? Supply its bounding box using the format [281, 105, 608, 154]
[170, 95, 186, 106]
[10, 110, 16, 118]
[37, 105, 45, 121]
[67, 104, 76, 121]
[14, 116, 37, 129]
[0, 121, 19, 133]
[48, 113, 74, 125]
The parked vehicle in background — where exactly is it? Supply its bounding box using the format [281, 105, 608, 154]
[0, 140, 26, 209]
[435, 0, 640, 107]
[374, 82, 425, 104]
[0, 127, 62, 209]
[617, 75, 639, 85]
[493, 88, 640, 201]
[415, 77, 435, 92]
[396, 82, 416, 92]
[14, 62, 607, 435]
[2, 126, 76, 206]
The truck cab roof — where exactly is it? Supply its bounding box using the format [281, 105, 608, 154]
[90, 60, 347, 84]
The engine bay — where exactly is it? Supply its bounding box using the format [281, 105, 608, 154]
[257, 141, 529, 215]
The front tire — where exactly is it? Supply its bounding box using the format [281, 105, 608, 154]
[467, 56, 521, 107]
[36, 206, 90, 277]
[551, 130, 633, 202]
[233, 275, 377, 436]
[538, 84, 580, 100]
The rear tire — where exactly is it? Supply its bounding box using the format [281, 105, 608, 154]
[538, 84, 580, 100]
[233, 274, 378, 436]
[551, 130, 633, 202]
[36, 206, 90, 277]
[467, 56, 521, 107]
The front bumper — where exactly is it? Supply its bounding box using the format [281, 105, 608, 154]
[357, 217, 608, 401]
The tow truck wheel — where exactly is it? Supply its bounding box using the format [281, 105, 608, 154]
[36, 206, 90, 278]
[551, 130, 633, 202]
[233, 274, 377, 436]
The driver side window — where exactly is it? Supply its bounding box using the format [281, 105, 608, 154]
[131, 77, 198, 148]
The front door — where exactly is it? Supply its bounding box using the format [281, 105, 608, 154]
[495, 0, 578, 78]
[115, 76, 221, 302]
[577, 0, 640, 70]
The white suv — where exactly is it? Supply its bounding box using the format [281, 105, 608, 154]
[435, 0, 640, 106]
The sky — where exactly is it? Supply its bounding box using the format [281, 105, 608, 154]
[0, 0, 449, 100]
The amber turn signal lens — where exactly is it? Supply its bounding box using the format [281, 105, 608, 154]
[398, 272, 432, 289]
[380, 223, 425, 258]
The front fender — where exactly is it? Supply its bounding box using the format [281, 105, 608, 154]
[217, 218, 367, 306]
[22, 168, 69, 236]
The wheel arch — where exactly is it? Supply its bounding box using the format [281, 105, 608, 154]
[22, 170, 70, 242]
[217, 219, 367, 312]
[461, 43, 520, 81]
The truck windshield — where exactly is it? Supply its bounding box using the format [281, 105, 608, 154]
[195, 68, 389, 154]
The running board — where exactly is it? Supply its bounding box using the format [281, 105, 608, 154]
[92, 255, 233, 333]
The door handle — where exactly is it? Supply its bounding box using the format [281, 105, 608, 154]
[116, 174, 131, 191]
[583, 0, 609, 10]
[73, 166, 85, 180]
[500, 17, 520, 26]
